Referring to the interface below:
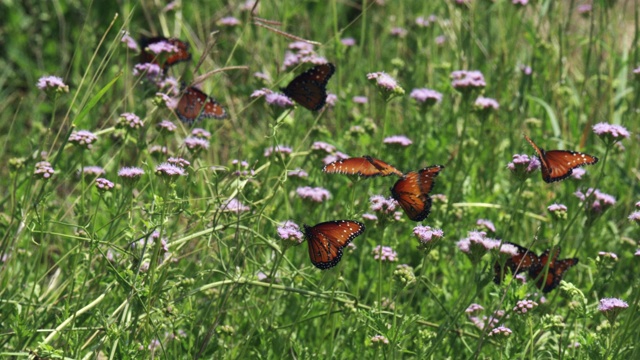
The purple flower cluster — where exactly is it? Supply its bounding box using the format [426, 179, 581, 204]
[218, 16, 241, 26]
[451, 70, 486, 92]
[184, 136, 210, 152]
[507, 154, 541, 179]
[571, 167, 587, 179]
[370, 335, 389, 345]
[598, 297, 628, 323]
[476, 219, 496, 233]
[95, 178, 114, 192]
[296, 186, 331, 202]
[154, 92, 177, 109]
[287, 168, 308, 178]
[321, 152, 350, 166]
[592, 122, 630, 143]
[548, 203, 568, 220]
[457, 231, 517, 264]
[465, 303, 484, 314]
[118, 166, 144, 181]
[37, 75, 69, 93]
[133, 63, 163, 82]
[155, 162, 186, 177]
[574, 188, 616, 215]
[352, 96, 368, 104]
[276, 220, 304, 244]
[513, 299, 538, 314]
[264, 145, 293, 157]
[372, 245, 398, 262]
[629, 211, 640, 224]
[83, 166, 105, 177]
[410, 88, 443, 106]
[383, 135, 413, 147]
[118, 112, 144, 130]
[120, 30, 138, 51]
[311, 141, 336, 154]
[157, 120, 177, 133]
[598, 251, 618, 260]
[390, 27, 407, 37]
[488, 326, 512, 338]
[370, 195, 399, 214]
[282, 41, 327, 69]
[191, 128, 212, 139]
[69, 130, 98, 149]
[474, 96, 500, 112]
[220, 198, 250, 213]
[341, 37, 356, 46]
[415, 15, 437, 27]
[34, 161, 55, 179]
[367, 72, 404, 95]
[167, 157, 190, 168]
[413, 225, 444, 245]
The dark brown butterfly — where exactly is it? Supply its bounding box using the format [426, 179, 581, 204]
[493, 242, 540, 284]
[390, 165, 444, 221]
[524, 135, 598, 183]
[139, 36, 191, 71]
[175, 86, 227, 124]
[303, 220, 365, 269]
[528, 246, 579, 293]
[281, 63, 335, 111]
[323, 156, 403, 177]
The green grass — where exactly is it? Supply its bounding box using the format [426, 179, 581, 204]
[1, 0, 639, 358]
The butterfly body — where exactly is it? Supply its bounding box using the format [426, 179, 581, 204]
[303, 220, 365, 269]
[390, 165, 444, 221]
[175, 86, 227, 124]
[323, 156, 403, 177]
[282, 63, 335, 111]
[524, 135, 598, 183]
[139, 36, 191, 70]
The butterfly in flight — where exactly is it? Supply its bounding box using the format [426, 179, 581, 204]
[174, 86, 228, 124]
[281, 63, 335, 111]
[139, 36, 191, 71]
[323, 156, 403, 177]
[524, 135, 598, 183]
[303, 220, 365, 270]
[390, 165, 444, 221]
[528, 246, 578, 293]
[493, 242, 539, 285]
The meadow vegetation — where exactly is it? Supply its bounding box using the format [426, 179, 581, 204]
[1, 0, 639, 358]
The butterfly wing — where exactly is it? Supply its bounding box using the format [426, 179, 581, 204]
[281, 63, 335, 111]
[390, 165, 444, 221]
[323, 156, 402, 177]
[542, 150, 598, 182]
[493, 242, 539, 284]
[304, 220, 365, 269]
[529, 247, 578, 293]
[525, 134, 598, 183]
[175, 86, 227, 124]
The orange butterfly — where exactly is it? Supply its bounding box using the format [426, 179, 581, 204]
[303, 220, 365, 269]
[524, 135, 598, 183]
[282, 63, 335, 111]
[528, 246, 579, 293]
[493, 242, 539, 284]
[323, 156, 403, 177]
[390, 165, 444, 221]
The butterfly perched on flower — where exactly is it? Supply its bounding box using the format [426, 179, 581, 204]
[524, 135, 598, 183]
[493, 242, 539, 284]
[528, 246, 579, 293]
[390, 165, 444, 221]
[174, 86, 227, 124]
[139, 36, 191, 71]
[281, 63, 335, 111]
[323, 156, 403, 177]
[303, 220, 365, 269]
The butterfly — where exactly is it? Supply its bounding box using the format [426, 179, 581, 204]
[528, 246, 579, 293]
[493, 242, 540, 284]
[281, 63, 335, 111]
[139, 36, 191, 71]
[303, 220, 365, 269]
[524, 135, 598, 183]
[390, 165, 444, 221]
[323, 156, 403, 177]
[174, 86, 227, 124]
